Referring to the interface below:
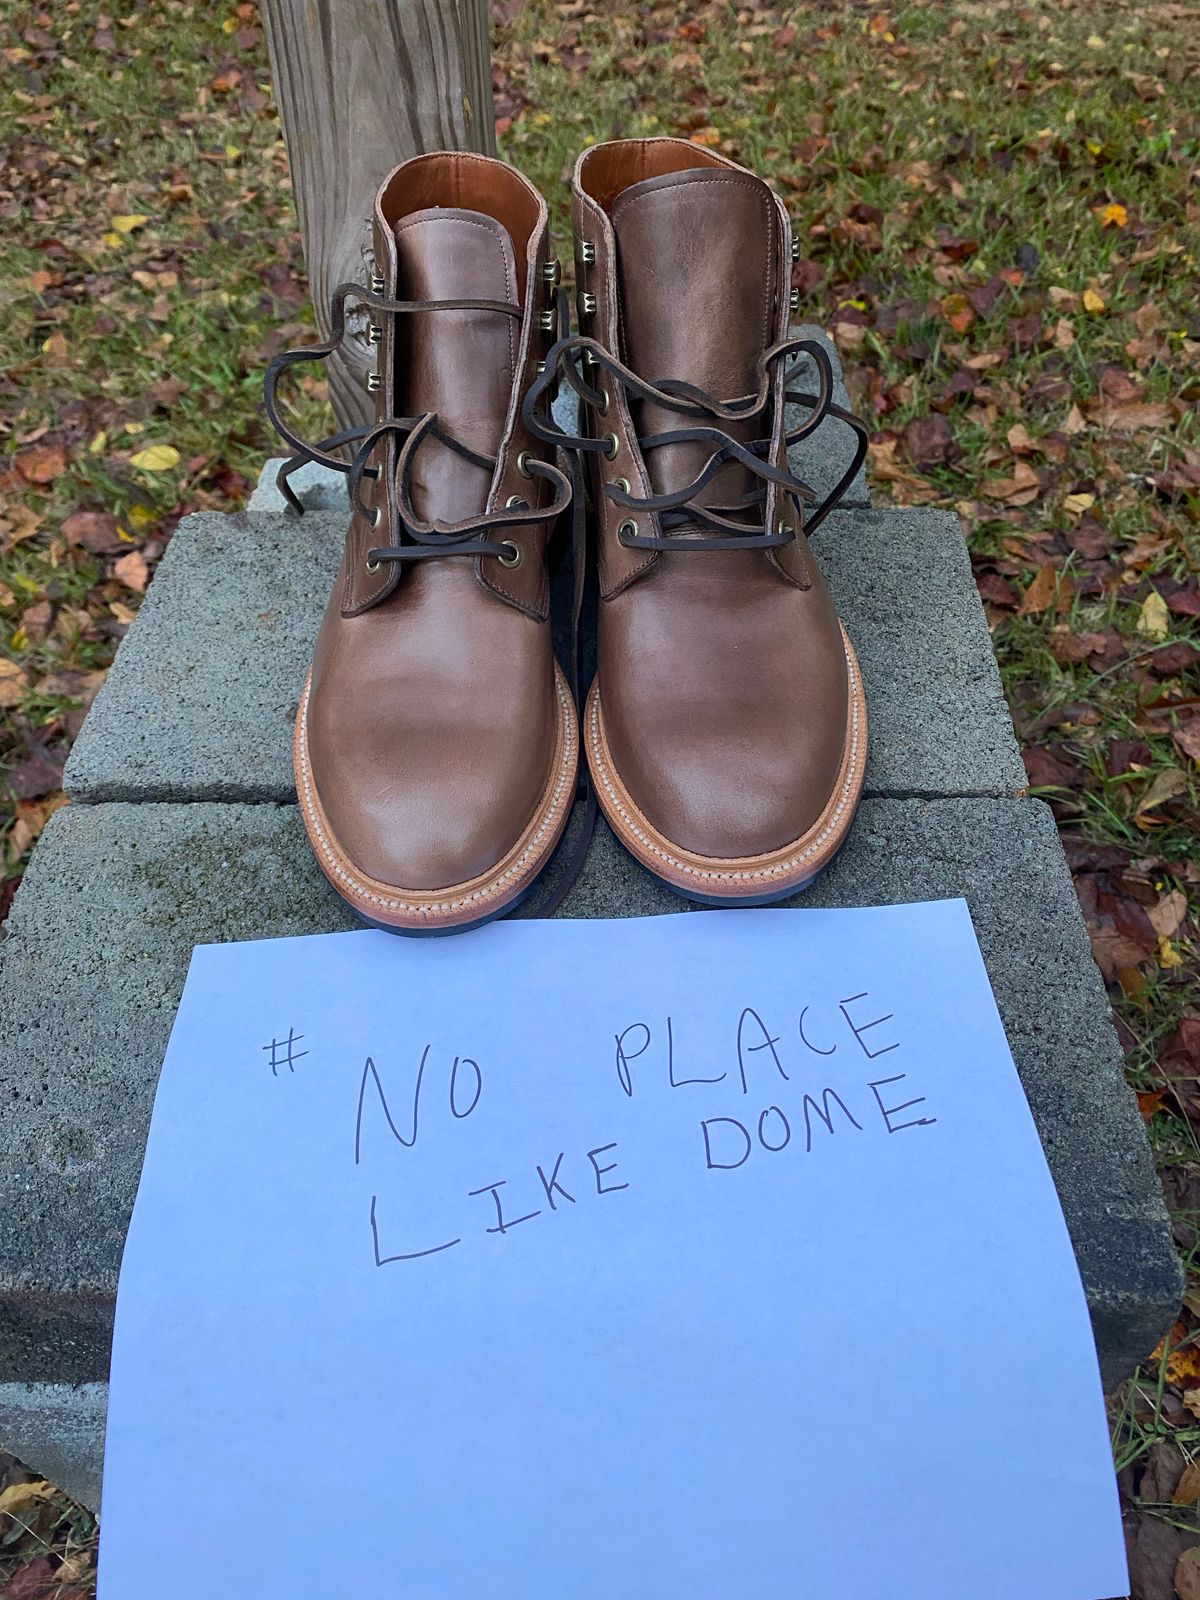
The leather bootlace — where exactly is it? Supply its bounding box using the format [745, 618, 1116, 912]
[520, 332, 868, 547]
[263, 282, 573, 560]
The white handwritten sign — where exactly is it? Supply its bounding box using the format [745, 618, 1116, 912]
[99, 901, 1127, 1600]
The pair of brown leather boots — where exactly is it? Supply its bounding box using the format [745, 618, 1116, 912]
[266, 138, 869, 935]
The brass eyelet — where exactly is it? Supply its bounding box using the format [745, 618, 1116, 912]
[505, 495, 525, 510]
[594, 388, 609, 415]
[497, 541, 522, 568]
[602, 432, 619, 459]
[517, 450, 534, 476]
[365, 557, 380, 573]
[617, 519, 638, 544]
[369, 505, 382, 528]
[613, 477, 630, 494]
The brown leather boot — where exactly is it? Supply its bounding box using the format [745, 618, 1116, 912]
[531, 138, 869, 905]
[266, 154, 578, 933]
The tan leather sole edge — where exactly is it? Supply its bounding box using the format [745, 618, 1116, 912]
[587, 625, 868, 901]
[294, 663, 579, 932]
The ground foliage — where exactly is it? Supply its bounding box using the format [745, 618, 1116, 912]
[0, 0, 1198, 1592]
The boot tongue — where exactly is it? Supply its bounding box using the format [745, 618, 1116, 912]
[393, 207, 520, 524]
[611, 166, 780, 515]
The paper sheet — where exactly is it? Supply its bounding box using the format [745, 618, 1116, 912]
[99, 900, 1127, 1599]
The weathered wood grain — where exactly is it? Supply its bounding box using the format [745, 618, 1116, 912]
[263, 0, 495, 430]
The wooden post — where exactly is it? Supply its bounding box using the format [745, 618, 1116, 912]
[263, 0, 495, 431]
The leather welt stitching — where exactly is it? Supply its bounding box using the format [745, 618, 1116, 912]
[591, 635, 864, 883]
[297, 669, 577, 917]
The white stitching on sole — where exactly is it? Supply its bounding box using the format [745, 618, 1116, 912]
[296, 669, 577, 918]
[590, 636, 865, 885]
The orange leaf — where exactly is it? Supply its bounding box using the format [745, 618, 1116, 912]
[16, 444, 67, 484]
[940, 292, 974, 334]
[1018, 564, 1058, 614]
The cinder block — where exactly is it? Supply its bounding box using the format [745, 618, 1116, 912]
[0, 797, 1179, 1409]
[63, 507, 1025, 806]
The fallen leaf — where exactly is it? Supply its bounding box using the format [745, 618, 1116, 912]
[1138, 590, 1171, 640]
[1160, 937, 1184, 969]
[1137, 767, 1189, 814]
[940, 291, 974, 334]
[982, 459, 1041, 505]
[128, 443, 180, 472]
[976, 572, 1018, 608]
[1064, 491, 1095, 515]
[0, 1479, 55, 1517]
[1126, 1505, 1191, 1600]
[1023, 742, 1085, 788]
[1018, 564, 1059, 614]
[16, 444, 67, 483]
[112, 549, 150, 592]
[1162, 1020, 1200, 1083]
[1174, 719, 1200, 766]
[1148, 890, 1188, 940]
[1096, 201, 1128, 228]
[111, 212, 149, 233]
[1092, 399, 1172, 432]
[902, 413, 957, 469]
[1139, 1088, 1165, 1119]
[0, 658, 29, 708]
[8, 743, 67, 801]
[61, 510, 126, 554]
[1177, 1546, 1200, 1600]
[1082, 287, 1106, 314]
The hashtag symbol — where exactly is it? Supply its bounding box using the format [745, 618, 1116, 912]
[263, 1028, 309, 1076]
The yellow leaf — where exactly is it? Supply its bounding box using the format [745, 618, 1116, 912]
[112, 213, 149, 233]
[9, 627, 27, 652]
[225, 144, 241, 160]
[1159, 937, 1184, 970]
[0, 1479, 54, 1517]
[1064, 492, 1095, 515]
[101, 231, 122, 249]
[1082, 288, 1106, 313]
[1137, 589, 1170, 640]
[123, 421, 146, 435]
[1097, 202, 1128, 228]
[222, 14, 237, 28]
[127, 504, 157, 529]
[89, 429, 108, 454]
[1086, 33, 1105, 47]
[129, 444, 181, 472]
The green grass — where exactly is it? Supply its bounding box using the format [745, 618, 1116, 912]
[2, 0, 1199, 1589]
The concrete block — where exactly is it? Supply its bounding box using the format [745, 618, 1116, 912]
[0, 1384, 106, 1511]
[63, 507, 1024, 806]
[0, 797, 1179, 1413]
[246, 323, 869, 518]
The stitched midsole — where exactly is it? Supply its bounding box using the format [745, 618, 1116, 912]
[589, 628, 866, 886]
